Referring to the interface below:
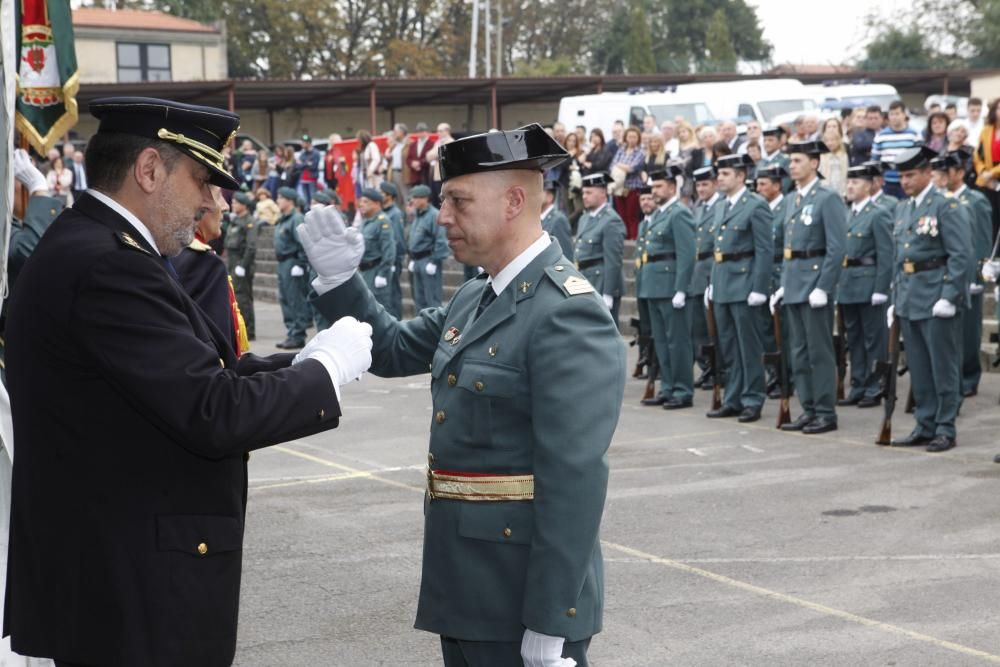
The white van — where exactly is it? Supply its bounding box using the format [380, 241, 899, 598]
[557, 88, 717, 137]
[805, 81, 901, 112]
[674, 78, 817, 125]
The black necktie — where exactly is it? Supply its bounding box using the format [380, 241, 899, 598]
[475, 283, 497, 319]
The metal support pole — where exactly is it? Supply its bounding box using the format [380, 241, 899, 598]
[227, 82, 235, 113]
[369, 83, 377, 134]
[484, 0, 491, 78]
[469, 0, 479, 78]
[491, 82, 498, 129]
[496, 0, 502, 78]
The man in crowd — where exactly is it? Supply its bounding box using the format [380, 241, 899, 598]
[639, 165, 696, 410]
[836, 163, 893, 408]
[575, 172, 626, 324]
[3, 96, 372, 666]
[871, 100, 921, 200]
[301, 123, 624, 667]
[275, 186, 312, 348]
[379, 181, 408, 318]
[771, 141, 847, 434]
[296, 134, 322, 204]
[407, 122, 437, 188]
[357, 187, 397, 313]
[225, 190, 259, 341]
[737, 120, 763, 157]
[967, 97, 984, 146]
[705, 154, 772, 422]
[406, 184, 449, 310]
[542, 179, 574, 257]
[661, 120, 679, 157]
[429, 122, 454, 205]
[607, 120, 625, 155]
[387, 123, 410, 203]
[642, 114, 658, 135]
[689, 166, 723, 389]
[719, 120, 744, 152]
[69, 148, 88, 202]
[850, 105, 883, 166]
[888, 146, 971, 452]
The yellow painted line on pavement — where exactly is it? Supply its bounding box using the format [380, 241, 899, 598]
[268, 445, 423, 494]
[603, 540, 1000, 663]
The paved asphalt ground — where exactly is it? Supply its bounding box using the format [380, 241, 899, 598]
[234, 302, 1000, 666]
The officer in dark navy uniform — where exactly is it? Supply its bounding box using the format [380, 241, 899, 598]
[3, 97, 373, 666]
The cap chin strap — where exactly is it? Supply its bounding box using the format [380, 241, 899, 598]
[157, 128, 226, 171]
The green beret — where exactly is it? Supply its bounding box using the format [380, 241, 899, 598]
[360, 187, 383, 202]
[409, 185, 432, 198]
[277, 186, 298, 201]
[234, 192, 254, 206]
[379, 181, 398, 197]
[312, 191, 332, 204]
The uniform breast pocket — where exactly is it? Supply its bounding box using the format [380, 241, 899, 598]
[457, 360, 525, 449]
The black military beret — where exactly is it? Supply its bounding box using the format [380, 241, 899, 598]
[893, 145, 938, 171]
[88, 97, 240, 190]
[438, 124, 569, 182]
[786, 140, 830, 157]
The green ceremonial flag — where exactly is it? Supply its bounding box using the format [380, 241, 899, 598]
[15, 0, 78, 155]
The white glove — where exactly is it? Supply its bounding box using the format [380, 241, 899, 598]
[871, 292, 888, 306]
[374, 275, 388, 289]
[407, 260, 415, 272]
[602, 294, 614, 309]
[234, 265, 246, 278]
[672, 291, 686, 309]
[887, 304, 894, 329]
[769, 287, 784, 315]
[747, 291, 767, 307]
[704, 284, 713, 308]
[808, 288, 828, 308]
[298, 205, 365, 295]
[970, 282, 985, 295]
[996, 286, 999, 302]
[425, 262, 438, 276]
[290, 265, 305, 277]
[13, 149, 48, 195]
[932, 298, 956, 318]
[521, 629, 576, 667]
[292, 316, 373, 394]
[982, 260, 1000, 282]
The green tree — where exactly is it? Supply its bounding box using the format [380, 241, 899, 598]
[623, 4, 655, 74]
[648, 0, 771, 73]
[859, 25, 937, 70]
[703, 8, 737, 72]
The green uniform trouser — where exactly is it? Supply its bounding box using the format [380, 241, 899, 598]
[637, 297, 652, 337]
[230, 268, 255, 338]
[842, 302, 887, 401]
[901, 315, 962, 439]
[277, 258, 310, 343]
[648, 298, 694, 402]
[440, 636, 591, 667]
[786, 303, 837, 419]
[411, 259, 444, 310]
[361, 267, 393, 313]
[690, 295, 710, 372]
[961, 291, 984, 394]
[715, 301, 766, 410]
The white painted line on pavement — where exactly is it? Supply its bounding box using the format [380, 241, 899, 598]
[606, 553, 1000, 565]
[685, 448, 707, 457]
[740, 445, 764, 453]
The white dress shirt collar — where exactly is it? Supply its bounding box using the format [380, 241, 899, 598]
[852, 197, 871, 214]
[953, 184, 968, 199]
[86, 189, 160, 254]
[703, 192, 720, 208]
[541, 205, 555, 221]
[658, 195, 679, 212]
[727, 187, 747, 208]
[589, 202, 609, 217]
[769, 193, 784, 211]
[914, 181, 935, 208]
[487, 233, 552, 296]
[797, 177, 819, 198]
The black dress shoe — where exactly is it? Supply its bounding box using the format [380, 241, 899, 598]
[926, 435, 956, 452]
[663, 398, 693, 410]
[802, 416, 838, 434]
[993, 453, 1000, 464]
[891, 431, 932, 447]
[780, 414, 814, 431]
[276, 338, 305, 350]
[962, 387, 978, 398]
[856, 396, 882, 408]
[737, 407, 761, 423]
[706, 405, 741, 418]
[641, 396, 668, 406]
[837, 396, 861, 407]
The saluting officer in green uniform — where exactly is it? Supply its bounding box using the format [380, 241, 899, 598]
[379, 181, 408, 318]
[704, 154, 774, 422]
[932, 149, 993, 397]
[639, 165, 696, 409]
[357, 187, 397, 313]
[406, 184, 449, 310]
[542, 180, 574, 258]
[689, 166, 723, 389]
[771, 141, 847, 434]
[274, 186, 311, 349]
[575, 172, 627, 325]
[301, 124, 624, 667]
[760, 126, 792, 193]
[869, 159, 900, 210]
[836, 164, 893, 407]
[755, 164, 791, 398]
[887, 146, 971, 452]
[224, 191, 258, 340]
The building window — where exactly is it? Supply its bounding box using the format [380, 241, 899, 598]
[117, 43, 171, 82]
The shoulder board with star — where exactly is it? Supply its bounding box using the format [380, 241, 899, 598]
[188, 238, 213, 253]
[115, 231, 151, 255]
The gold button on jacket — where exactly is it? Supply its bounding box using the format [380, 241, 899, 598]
[197, 542, 208, 555]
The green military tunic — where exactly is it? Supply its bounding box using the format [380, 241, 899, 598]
[361, 211, 397, 312]
[574, 202, 626, 324]
[273, 208, 311, 344]
[311, 240, 625, 645]
[223, 212, 258, 338]
[952, 185, 993, 394]
[634, 213, 653, 338]
[836, 198, 893, 401]
[781, 179, 847, 421]
[892, 184, 971, 439]
[638, 198, 696, 402]
[709, 188, 774, 411]
[408, 204, 449, 310]
[382, 203, 407, 318]
[542, 205, 574, 259]
[689, 194, 723, 376]
[871, 190, 899, 210]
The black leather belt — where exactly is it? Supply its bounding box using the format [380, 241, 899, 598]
[645, 252, 676, 263]
[410, 249, 432, 260]
[784, 248, 826, 260]
[843, 256, 876, 267]
[697, 250, 713, 261]
[275, 253, 296, 262]
[902, 256, 947, 274]
[714, 250, 755, 263]
[359, 257, 382, 271]
[577, 258, 603, 270]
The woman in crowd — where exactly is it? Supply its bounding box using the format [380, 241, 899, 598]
[611, 126, 645, 239]
[354, 130, 384, 193]
[697, 126, 719, 169]
[324, 133, 347, 193]
[674, 121, 702, 199]
[46, 156, 74, 207]
[820, 117, 849, 197]
[277, 145, 299, 192]
[973, 99, 1000, 239]
[564, 132, 587, 223]
[924, 111, 951, 154]
[643, 133, 668, 181]
[582, 128, 614, 175]
[250, 149, 269, 193]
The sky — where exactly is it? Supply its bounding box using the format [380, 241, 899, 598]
[749, 0, 906, 66]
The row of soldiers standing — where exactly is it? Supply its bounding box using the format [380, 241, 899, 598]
[574, 131, 991, 453]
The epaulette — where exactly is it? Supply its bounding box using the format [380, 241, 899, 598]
[188, 238, 213, 253]
[543, 263, 595, 297]
[115, 231, 151, 255]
